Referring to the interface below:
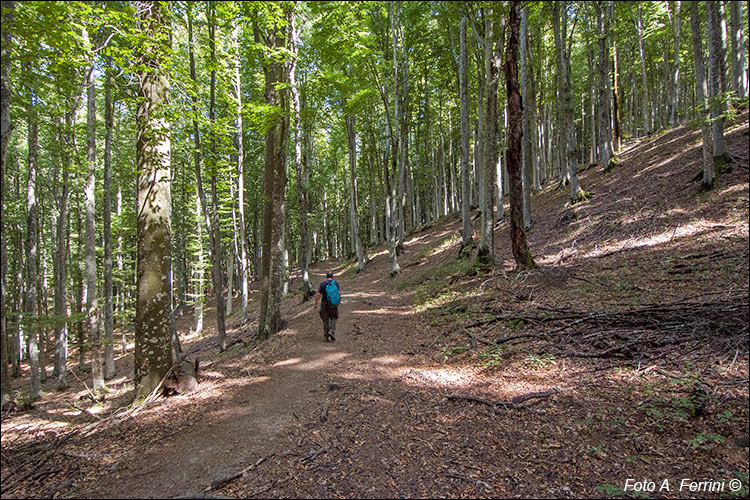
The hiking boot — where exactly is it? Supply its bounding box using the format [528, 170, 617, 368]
[328, 332, 336, 342]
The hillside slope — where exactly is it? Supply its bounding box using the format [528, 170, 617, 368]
[2, 112, 748, 499]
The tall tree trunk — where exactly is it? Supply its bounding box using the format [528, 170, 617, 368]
[520, 7, 531, 230]
[478, 10, 498, 267]
[669, 1, 681, 125]
[729, 2, 748, 98]
[232, 18, 250, 319]
[612, 36, 622, 151]
[194, 196, 204, 333]
[636, 3, 651, 135]
[505, 1, 535, 270]
[459, 15, 472, 251]
[290, 11, 311, 300]
[54, 120, 70, 389]
[103, 69, 115, 379]
[258, 7, 290, 340]
[25, 84, 41, 399]
[207, 2, 227, 351]
[83, 27, 104, 392]
[0, 0, 12, 405]
[707, 1, 727, 160]
[346, 114, 366, 273]
[691, 2, 715, 191]
[596, 1, 612, 171]
[134, 0, 172, 397]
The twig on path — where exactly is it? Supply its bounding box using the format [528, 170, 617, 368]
[64, 399, 103, 421]
[300, 448, 327, 463]
[207, 452, 275, 491]
[69, 369, 99, 402]
[447, 388, 571, 410]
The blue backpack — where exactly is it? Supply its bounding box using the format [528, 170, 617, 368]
[325, 280, 341, 306]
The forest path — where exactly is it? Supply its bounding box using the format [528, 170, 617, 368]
[82, 253, 426, 499]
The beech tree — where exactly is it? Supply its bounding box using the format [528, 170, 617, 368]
[134, 0, 173, 397]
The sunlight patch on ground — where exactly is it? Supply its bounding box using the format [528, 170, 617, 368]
[351, 308, 412, 317]
[292, 352, 350, 371]
[273, 357, 302, 367]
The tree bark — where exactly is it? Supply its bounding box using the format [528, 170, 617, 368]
[459, 15, 472, 251]
[669, 1, 681, 125]
[505, 0, 535, 270]
[690, 2, 715, 191]
[478, 10, 498, 267]
[596, 1, 612, 171]
[258, 7, 290, 340]
[729, 2, 748, 98]
[636, 3, 651, 135]
[103, 69, 115, 379]
[706, 1, 727, 160]
[207, 2, 227, 351]
[25, 80, 41, 399]
[134, 0, 173, 397]
[232, 17, 250, 318]
[0, 0, 12, 405]
[289, 10, 311, 300]
[520, 7, 531, 231]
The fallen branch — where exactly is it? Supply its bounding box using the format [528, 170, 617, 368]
[447, 388, 570, 409]
[320, 402, 331, 422]
[208, 452, 274, 491]
[300, 448, 327, 463]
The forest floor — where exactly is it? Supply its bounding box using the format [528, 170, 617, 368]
[2, 110, 749, 499]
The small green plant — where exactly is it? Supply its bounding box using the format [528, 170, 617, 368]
[441, 345, 468, 360]
[718, 409, 734, 423]
[730, 471, 748, 497]
[589, 444, 607, 458]
[523, 354, 557, 370]
[479, 345, 504, 369]
[594, 483, 620, 496]
[688, 433, 725, 450]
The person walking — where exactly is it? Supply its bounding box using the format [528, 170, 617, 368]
[315, 271, 341, 342]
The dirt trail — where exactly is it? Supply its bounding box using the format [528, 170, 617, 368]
[81, 263, 422, 498]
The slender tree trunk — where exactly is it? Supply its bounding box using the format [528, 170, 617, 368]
[597, 1, 612, 171]
[207, 3, 226, 351]
[232, 18, 250, 319]
[82, 28, 104, 392]
[729, 2, 748, 97]
[478, 11, 498, 267]
[0, 0, 12, 405]
[669, 1, 681, 125]
[258, 8, 290, 340]
[134, 0, 172, 397]
[194, 196, 204, 333]
[346, 114, 366, 272]
[707, 1, 727, 160]
[459, 15, 472, 251]
[290, 11, 310, 300]
[505, 0, 535, 270]
[520, 7, 531, 230]
[54, 124, 69, 389]
[103, 69, 115, 379]
[636, 3, 651, 135]
[691, 2, 715, 191]
[25, 86, 41, 399]
[612, 36, 622, 151]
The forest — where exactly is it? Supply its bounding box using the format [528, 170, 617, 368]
[1, 1, 748, 498]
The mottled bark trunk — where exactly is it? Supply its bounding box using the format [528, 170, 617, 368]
[346, 114, 366, 273]
[459, 15, 472, 250]
[103, 70, 115, 379]
[637, 3, 651, 135]
[669, 1, 681, 125]
[134, 0, 172, 397]
[707, 1, 727, 159]
[25, 87, 41, 399]
[232, 19, 250, 319]
[597, 1, 612, 170]
[54, 124, 69, 389]
[729, 2, 748, 97]
[505, 1, 535, 270]
[0, 0, 12, 406]
[208, 4, 226, 351]
[479, 11, 498, 267]
[520, 7, 531, 231]
[691, 2, 715, 191]
[290, 12, 311, 300]
[258, 10, 289, 340]
[82, 27, 104, 392]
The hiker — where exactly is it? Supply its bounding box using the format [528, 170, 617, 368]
[315, 271, 341, 342]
